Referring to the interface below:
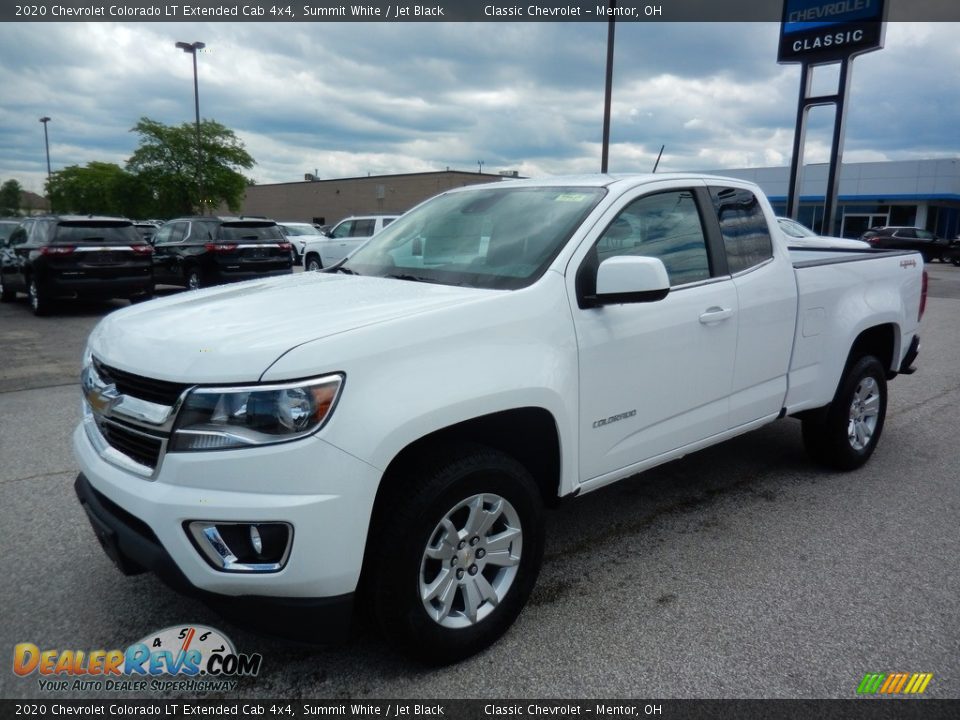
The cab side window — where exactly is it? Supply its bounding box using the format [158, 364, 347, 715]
[152, 225, 173, 244]
[709, 186, 773, 274]
[9, 225, 28, 246]
[330, 221, 355, 239]
[353, 219, 376, 237]
[592, 190, 712, 288]
[169, 222, 188, 243]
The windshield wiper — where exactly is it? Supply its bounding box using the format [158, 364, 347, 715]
[383, 273, 450, 285]
[322, 262, 359, 275]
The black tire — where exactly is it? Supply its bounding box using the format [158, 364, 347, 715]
[185, 266, 203, 290]
[0, 274, 15, 302]
[129, 292, 154, 304]
[802, 355, 887, 471]
[952, 256, 960, 267]
[305, 254, 322, 272]
[28, 276, 51, 316]
[365, 444, 544, 665]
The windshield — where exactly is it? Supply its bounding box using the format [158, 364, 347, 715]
[778, 218, 817, 238]
[281, 224, 323, 236]
[343, 186, 605, 290]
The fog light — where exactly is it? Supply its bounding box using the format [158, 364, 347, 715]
[186, 521, 292, 573]
[250, 525, 263, 555]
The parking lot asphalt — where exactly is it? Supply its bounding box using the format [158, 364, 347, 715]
[1, 265, 958, 700]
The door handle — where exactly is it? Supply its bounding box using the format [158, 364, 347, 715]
[699, 306, 734, 324]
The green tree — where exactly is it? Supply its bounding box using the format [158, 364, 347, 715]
[127, 117, 255, 216]
[0, 179, 23, 215]
[46, 162, 149, 216]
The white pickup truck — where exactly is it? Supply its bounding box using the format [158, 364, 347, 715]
[74, 174, 925, 663]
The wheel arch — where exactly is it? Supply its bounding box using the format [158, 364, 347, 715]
[374, 407, 562, 510]
[847, 323, 898, 379]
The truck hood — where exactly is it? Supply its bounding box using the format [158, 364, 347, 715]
[89, 272, 496, 383]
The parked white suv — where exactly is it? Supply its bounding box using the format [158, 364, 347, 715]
[302, 214, 399, 270]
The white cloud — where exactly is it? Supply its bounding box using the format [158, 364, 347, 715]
[0, 21, 957, 197]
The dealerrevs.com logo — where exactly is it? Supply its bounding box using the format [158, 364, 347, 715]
[12, 625, 262, 693]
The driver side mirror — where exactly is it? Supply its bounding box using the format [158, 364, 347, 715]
[588, 256, 670, 306]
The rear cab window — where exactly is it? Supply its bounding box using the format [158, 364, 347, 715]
[709, 186, 773, 274]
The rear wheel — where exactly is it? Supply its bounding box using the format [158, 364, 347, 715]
[952, 256, 960, 267]
[366, 445, 544, 664]
[185, 267, 203, 290]
[802, 355, 887, 471]
[305, 255, 322, 272]
[28, 277, 51, 316]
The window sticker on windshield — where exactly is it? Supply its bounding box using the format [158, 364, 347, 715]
[554, 193, 588, 202]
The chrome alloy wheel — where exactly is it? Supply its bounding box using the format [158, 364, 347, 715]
[28, 278, 39, 311]
[186, 269, 201, 290]
[848, 376, 880, 451]
[419, 493, 522, 629]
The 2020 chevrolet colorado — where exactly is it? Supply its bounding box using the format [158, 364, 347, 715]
[73, 174, 924, 663]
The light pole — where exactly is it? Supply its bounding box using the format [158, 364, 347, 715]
[478, 160, 484, 175]
[39, 116, 52, 183]
[175, 40, 205, 213]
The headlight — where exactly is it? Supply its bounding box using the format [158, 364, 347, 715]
[170, 374, 343, 451]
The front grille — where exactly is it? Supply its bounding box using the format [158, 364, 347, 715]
[94, 359, 190, 406]
[96, 417, 163, 469]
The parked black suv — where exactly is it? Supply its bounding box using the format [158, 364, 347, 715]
[0, 216, 154, 315]
[151, 217, 293, 289]
[860, 226, 950, 262]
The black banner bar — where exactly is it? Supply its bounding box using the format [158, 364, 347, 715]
[3, 0, 960, 23]
[2, 699, 959, 720]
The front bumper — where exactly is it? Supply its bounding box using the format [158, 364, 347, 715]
[73, 422, 382, 641]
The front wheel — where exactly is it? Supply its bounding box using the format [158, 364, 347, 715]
[366, 445, 544, 664]
[305, 255, 322, 272]
[0, 274, 15, 302]
[802, 355, 887, 471]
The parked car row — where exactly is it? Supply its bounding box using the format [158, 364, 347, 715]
[0, 214, 295, 316]
[775, 217, 960, 266]
[861, 226, 960, 265]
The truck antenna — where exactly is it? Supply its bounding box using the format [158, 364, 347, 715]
[652, 145, 665, 173]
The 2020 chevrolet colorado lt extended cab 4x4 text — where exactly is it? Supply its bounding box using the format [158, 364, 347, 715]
[74, 174, 924, 663]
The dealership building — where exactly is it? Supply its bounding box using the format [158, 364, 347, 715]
[235, 169, 508, 227]
[237, 158, 960, 241]
[712, 158, 960, 240]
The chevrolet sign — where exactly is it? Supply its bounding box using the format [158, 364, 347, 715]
[778, 0, 887, 64]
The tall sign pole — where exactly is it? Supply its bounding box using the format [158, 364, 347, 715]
[779, 0, 887, 234]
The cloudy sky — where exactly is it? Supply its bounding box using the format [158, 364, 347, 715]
[1, 20, 957, 196]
